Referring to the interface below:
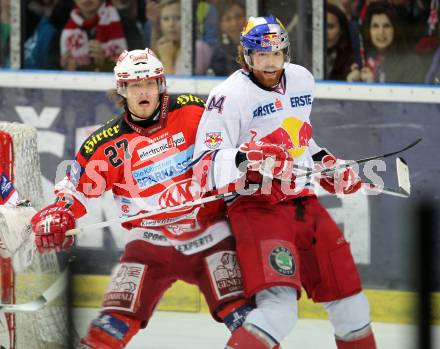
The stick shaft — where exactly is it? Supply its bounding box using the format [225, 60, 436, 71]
[68, 140, 419, 235]
[66, 190, 242, 236]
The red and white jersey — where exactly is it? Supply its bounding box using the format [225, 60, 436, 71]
[0, 167, 19, 207]
[193, 64, 323, 194]
[55, 94, 230, 254]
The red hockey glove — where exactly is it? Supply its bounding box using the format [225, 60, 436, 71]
[237, 139, 291, 179]
[317, 154, 362, 195]
[31, 203, 75, 253]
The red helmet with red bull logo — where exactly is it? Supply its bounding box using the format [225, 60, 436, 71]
[240, 15, 290, 69]
[114, 48, 166, 98]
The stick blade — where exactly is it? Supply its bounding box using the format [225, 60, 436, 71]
[397, 157, 410, 196]
[0, 269, 68, 313]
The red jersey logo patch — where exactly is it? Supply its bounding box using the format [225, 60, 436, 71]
[158, 179, 201, 212]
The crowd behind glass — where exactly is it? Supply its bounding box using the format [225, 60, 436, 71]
[0, 0, 439, 84]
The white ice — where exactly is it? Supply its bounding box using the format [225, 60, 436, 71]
[73, 308, 440, 349]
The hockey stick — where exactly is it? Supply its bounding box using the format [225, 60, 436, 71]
[362, 157, 411, 198]
[66, 187, 258, 236]
[0, 269, 68, 313]
[292, 138, 421, 180]
[67, 138, 420, 235]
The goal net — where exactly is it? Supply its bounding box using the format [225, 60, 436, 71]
[0, 122, 74, 349]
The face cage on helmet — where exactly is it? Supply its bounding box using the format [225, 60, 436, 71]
[244, 46, 291, 71]
[116, 76, 167, 98]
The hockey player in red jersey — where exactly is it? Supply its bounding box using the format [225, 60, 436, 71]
[193, 16, 376, 349]
[31, 48, 253, 348]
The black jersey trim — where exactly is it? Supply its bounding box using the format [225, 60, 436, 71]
[170, 94, 206, 110]
[79, 116, 128, 160]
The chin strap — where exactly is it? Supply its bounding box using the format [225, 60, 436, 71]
[123, 93, 170, 136]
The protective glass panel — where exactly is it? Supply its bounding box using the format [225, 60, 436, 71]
[260, 0, 314, 72]
[0, 0, 10, 67]
[325, 1, 439, 84]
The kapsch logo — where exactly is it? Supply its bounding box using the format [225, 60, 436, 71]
[158, 179, 201, 212]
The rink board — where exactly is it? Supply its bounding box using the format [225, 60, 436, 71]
[72, 275, 440, 324]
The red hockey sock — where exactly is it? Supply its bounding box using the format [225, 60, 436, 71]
[80, 312, 141, 349]
[335, 331, 377, 349]
[226, 326, 281, 349]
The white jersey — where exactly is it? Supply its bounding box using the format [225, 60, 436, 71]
[193, 64, 323, 193]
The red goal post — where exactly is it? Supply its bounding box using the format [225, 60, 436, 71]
[0, 129, 16, 349]
[0, 122, 74, 349]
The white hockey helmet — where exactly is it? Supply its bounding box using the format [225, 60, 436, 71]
[114, 48, 166, 98]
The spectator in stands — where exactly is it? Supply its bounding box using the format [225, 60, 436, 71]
[414, 1, 439, 69]
[144, 0, 218, 56]
[356, 0, 385, 24]
[347, 1, 426, 83]
[112, 0, 144, 51]
[425, 46, 440, 83]
[24, 0, 73, 69]
[0, 0, 10, 67]
[328, 0, 364, 68]
[60, 0, 127, 72]
[425, 13, 440, 84]
[143, 0, 161, 47]
[261, 1, 299, 63]
[153, 0, 212, 75]
[339, 0, 359, 16]
[326, 3, 356, 80]
[207, 0, 245, 76]
[196, 0, 219, 47]
[25, 0, 60, 41]
[389, 0, 430, 47]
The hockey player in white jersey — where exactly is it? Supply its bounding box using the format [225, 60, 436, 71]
[193, 16, 376, 349]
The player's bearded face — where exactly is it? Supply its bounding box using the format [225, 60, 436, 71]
[126, 79, 161, 120]
[250, 50, 285, 88]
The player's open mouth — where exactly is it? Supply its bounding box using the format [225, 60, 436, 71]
[139, 100, 150, 106]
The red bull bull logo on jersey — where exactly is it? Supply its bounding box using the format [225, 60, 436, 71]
[204, 132, 223, 149]
[260, 117, 312, 158]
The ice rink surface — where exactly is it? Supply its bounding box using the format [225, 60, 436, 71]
[74, 308, 440, 349]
